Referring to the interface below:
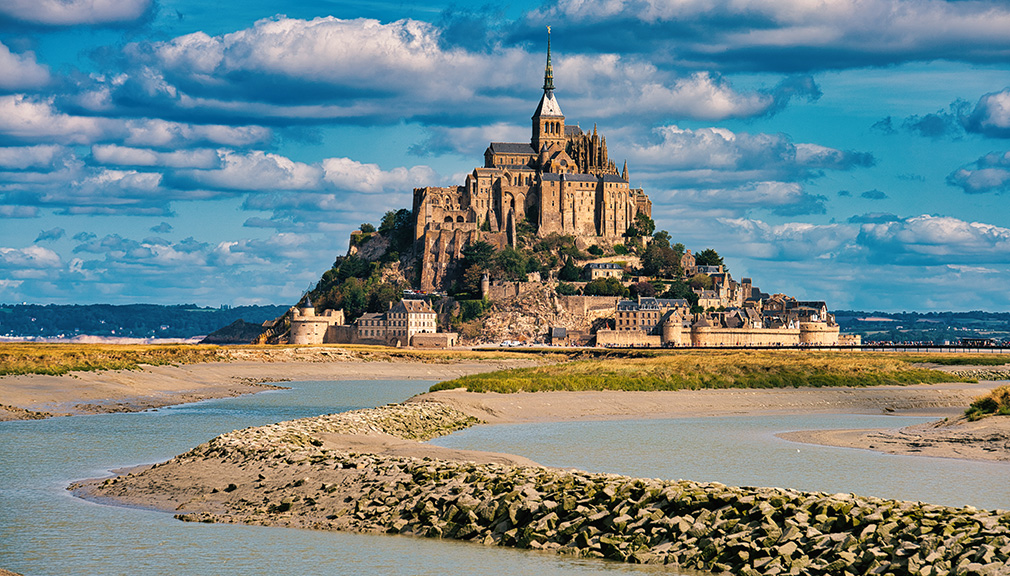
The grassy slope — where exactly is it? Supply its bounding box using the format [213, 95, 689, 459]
[431, 350, 979, 393]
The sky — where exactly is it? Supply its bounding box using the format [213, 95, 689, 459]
[2, 0, 1010, 311]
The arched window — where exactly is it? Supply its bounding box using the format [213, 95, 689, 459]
[456, 215, 465, 223]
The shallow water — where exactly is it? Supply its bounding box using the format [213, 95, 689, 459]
[430, 414, 1010, 510]
[0, 381, 679, 576]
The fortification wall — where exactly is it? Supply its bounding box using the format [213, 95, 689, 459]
[798, 322, 840, 345]
[486, 281, 542, 301]
[595, 329, 661, 347]
[690, 327, 800, 347]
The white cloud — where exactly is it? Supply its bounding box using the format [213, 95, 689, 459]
[947, 151, 1010, 194]
[173, 150, 322, 191]
[91, 145, 220, 169]
[0, 145, 63, 169]
[964, 90, 1010, 138]
[0, 0, 151, 25]
[322, 157, 440, 194]
[0, 42, 50, 91]
[627, 124, 871, 186]
[122, 119, 272, 148]
[857, 214, 1010, 264]
[0, 245, 61, 270]
[0, 95, 112, 145]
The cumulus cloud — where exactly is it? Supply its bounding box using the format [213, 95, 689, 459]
[0, 245, 61, 271]
[947, 151, 1010, 194]
[527, 0, 1010, 71]
[857, 214, 1010, 265]
[714, 218, 857, 261]
[628, 125, 873, 186]
[170, 150, 322, 191]
[150, 222, 173, 234]
[963, 89, 1010, 138]
[91, 145, 220, 169]
[0, 95, 113, 145]
[0, 145, 63, 169]
[68, 16, 819, 126]
[322, 157, 440, 194]
[0, 42, 49, 91]
[0, 0, 152, 26]
[661, 182, 827, 218]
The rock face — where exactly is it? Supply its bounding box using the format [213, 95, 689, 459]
[472, 284, 600, 345]
[80, 403, 1010, 576]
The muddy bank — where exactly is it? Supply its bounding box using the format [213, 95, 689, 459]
[779, 416, 1010, 462]
[0, 355, 539, 421]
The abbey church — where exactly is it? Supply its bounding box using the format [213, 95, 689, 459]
[413, 32, 652, 291]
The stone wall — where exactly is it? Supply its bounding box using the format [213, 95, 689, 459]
[411, 333, 459, 348]
[691, 327, 801, 347]
[799, 322, 841, 345]
[595, 329, 662, 347]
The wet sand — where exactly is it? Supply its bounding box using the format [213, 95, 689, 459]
[0, 357, 537, 421]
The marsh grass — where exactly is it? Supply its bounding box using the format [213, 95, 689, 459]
[0, 343, 225, 376]
[965, 385, 1010, 421]
[0, 343, 548, 377]
[430, 350, 974, 393]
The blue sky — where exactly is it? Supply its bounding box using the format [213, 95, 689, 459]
[2, 0, 1010, 311]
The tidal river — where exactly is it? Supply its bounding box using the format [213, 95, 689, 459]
[2, 380, 1008, 575]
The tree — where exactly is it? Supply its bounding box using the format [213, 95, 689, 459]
[689, 273, 713, 290]
[661, 280, 698, 306]
[495, 247, 528, 281]
[359, 223, 376, 233]
[584, 277, 630, 297]
[461, 240, 496, 270]
[630, 281, 656, 298]
[694, 248, 724, 268]
[558, 257, 582, 282]
[587, 245, 604, 256]
[556, 282, 578, 296]
[652, 230, 671, 250]
[625, 213, 655, 238]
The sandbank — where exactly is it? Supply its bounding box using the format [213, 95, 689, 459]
[0, 355, 538, 421]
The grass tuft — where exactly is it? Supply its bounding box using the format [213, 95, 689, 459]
[965, 385, 1010, 421]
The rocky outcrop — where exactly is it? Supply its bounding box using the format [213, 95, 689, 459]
[472, 283, 594, 345]
[81, 401, 1010, 576]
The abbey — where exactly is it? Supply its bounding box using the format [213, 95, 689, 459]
[413, 32, 652, 291]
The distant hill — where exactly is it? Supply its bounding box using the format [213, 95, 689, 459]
[200, 319, 270, 345]
[833, 310, 1010, 344]
[0, 304, 289, 340]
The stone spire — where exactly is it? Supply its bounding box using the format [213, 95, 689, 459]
[622, 160, 628, 181]
[543, 26, 555, 93]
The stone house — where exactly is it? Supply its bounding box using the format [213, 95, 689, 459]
[584, 262, 623, 281]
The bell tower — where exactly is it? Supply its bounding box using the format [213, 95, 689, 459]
[532, 27, 565, 153]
